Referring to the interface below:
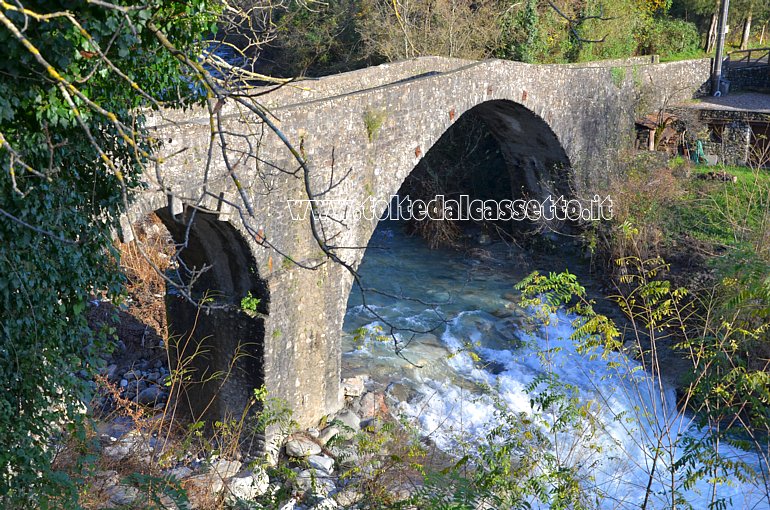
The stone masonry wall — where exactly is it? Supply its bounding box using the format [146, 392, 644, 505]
[724, 63, 770, 92]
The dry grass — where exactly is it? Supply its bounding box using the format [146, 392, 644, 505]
[116, 213, 176, 337]
[591, 155, 689, 276]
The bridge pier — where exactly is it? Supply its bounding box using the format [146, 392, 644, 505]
[142, 203, 347, 434]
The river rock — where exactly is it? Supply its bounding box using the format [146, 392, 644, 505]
[279, 498, 299, 510]
[310, 497, 339, 510]
[387, 480, 419, 502]
[308, 454, 334, 474]
[285, 437, 321, 458]
[95, 416, 133, 443]
[123, 369, 143, 382]
[102, 430, 150, 462]
[166, 466, 193, 480]
[103, 364, 119, 382]
[318, 426, 339, 445]
[490, 308, 514, 318]
[92, 470, 119, 492]
[334, 409, 360, 434]
[334, 488, 363, 506]
[135, 385, 162, 405]
[184, 462, 241, 506]
[124, 379, 147, 399]
[328, 445, 360, 467]
[210, 458, 242, 479]
[225, 468, 269, 503]
[341, 375, 366, 397]
[185, 473, 225, 508]
[295, 469, 336, 496]
[385, 382, 414, 403]
[106, 485, 140, 506]
[358, 392, 387, 419]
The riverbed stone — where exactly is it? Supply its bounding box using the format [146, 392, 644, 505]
[387, 480, 420, 503]
[91, 470, 119, 493]
[310, 497, 339, 510]
[329, 445, 360, 467]
[359, 392, 387, 419]
[166, 466, 193, 480]
[279, 498, 299, 510]
[318, 426, 339, 445]
[334, 488, 363, 506]
[210, 458, 242, 479]
[285, 437, 322, 458]
[103, 364, 119, 382]
[341, 375, 366, 397]
[102, 430, 150, 462]
[334, 409, 360, 434]
[385, 382, 414, 403]
[225, 468, 269, 503]
[106, 485, 140, 506]
[295, 469, 336, 495]
[136, 385, 163, 405]
[308, 454, 334, 474]
[184, 471, 226, 506]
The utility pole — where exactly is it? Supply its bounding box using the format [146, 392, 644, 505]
[711, 0, 730, 95]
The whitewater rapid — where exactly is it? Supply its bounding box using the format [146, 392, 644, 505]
[342, 226, 769, 509]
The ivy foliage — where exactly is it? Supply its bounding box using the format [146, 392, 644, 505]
[0, 1, 217, 505]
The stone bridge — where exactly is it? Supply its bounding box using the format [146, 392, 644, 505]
[124, 56, 711, 430]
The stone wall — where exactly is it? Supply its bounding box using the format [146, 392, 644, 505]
[699, 121, 752, 166]
[724, 63, 770, 92]
[697, 110, 770, 166]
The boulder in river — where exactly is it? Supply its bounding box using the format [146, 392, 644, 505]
[285, 437, 322, 458]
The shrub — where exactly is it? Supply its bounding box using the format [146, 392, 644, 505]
[0, 2, 217, 505]
[637, 17, 700, 57]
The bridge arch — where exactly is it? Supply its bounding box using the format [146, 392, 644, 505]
[338, 97, 574, 360]
[122, 196, 269, 423]
[353, 97, 573, 263]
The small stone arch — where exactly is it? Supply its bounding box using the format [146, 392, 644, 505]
[125, 197, 270, 423]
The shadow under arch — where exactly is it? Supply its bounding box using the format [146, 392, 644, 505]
[366, 98, 574, 253]
[155, 208, 269, 423]
[469, 99, 572, 202]
[340, 97, 575, 368]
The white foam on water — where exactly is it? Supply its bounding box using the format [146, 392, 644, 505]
[343, 229, 768, 508]
[401, 309, 770, 509]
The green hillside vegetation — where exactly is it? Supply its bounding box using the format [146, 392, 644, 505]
[257, 0, 770, 77]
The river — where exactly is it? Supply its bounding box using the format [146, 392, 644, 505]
[342, 222, 770, 509]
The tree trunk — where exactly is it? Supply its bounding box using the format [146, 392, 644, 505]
[740, 12, 752, 50]
[706, 13, 717, 53]
[760, 21, 766, 45]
